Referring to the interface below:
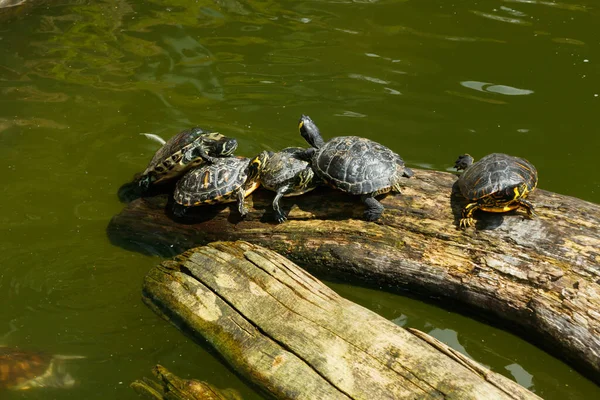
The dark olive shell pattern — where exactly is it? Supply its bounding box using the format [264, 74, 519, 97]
[174, 157, 250, 206]
[143, 127, 206, 175]
[312, 136, 407, 195]
[261, 147, 313, 192]
[0, 347, 50, 389]
[457, 153, 538, 201]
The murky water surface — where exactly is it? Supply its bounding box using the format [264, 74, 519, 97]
[0, 0, 598, 398]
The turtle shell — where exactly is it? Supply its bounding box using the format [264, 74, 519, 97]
[261, 147, 316, 194]
[0, 347, 51, 390]
[457, 153, 538, 201]
[174, 157, 251, 206]
[141, 128, 237, 185]
[312, 136, 407, 195]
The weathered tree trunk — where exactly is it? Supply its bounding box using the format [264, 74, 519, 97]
[131, 365, 242, 400]
[144, 241, 540, 400]
[108, 168, 600, 383]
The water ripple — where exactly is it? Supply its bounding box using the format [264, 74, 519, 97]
[470, 10, 532, 26]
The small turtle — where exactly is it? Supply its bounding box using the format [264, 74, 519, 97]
[0, 346, 83, 390]
[297, 115, 413, 221]
[139, 127, 238, 190]
[252, 147, 319, 223]
[454, 153, 538, 228]
[172, 154, 267, 217]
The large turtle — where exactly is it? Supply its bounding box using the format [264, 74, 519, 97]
[252, 147, 319, 223]
[172, 154, 267, 217]
[0, 346, 83, 390]
[454, 153, 538, 228]
[296, 115, 413, 221]
[139, 127, 238, 190]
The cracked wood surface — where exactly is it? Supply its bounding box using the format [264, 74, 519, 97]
[109, 168, 600, 383]
[143, 241, 539, 400]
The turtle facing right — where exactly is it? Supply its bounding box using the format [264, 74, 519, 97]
[454, 153, 538, 228]
[139, 127, 238, 190]
[0, 346, 83, 390]
[172, 154, 268, 217]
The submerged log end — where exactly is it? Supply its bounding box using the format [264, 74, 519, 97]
[131, 364, 242, 400]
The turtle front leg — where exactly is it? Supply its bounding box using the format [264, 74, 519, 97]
[273, 185, 292, 223]
[518, 199, 537, 219]
[186, 146, 217, 164]
[362, 195, 384, 221]
[460, 202, 480, 228]
[236, 188, 248, 217]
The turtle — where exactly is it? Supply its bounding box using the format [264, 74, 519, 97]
[296, 115, 414, 221]
[0, 346, 83, 390]
[252, 147, 320, 223]
[454, 153, 538, 228]
[172, 154, 268, 217]
[139, 127, 238, 190]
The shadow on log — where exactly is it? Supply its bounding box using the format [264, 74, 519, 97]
[143, 241, 540, 399]
[132, 364, 242, 400]
[108, 168, 600, 384]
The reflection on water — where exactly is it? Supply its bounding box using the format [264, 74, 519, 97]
[461, 81, 534, 96]
[0, 0, 599, 399]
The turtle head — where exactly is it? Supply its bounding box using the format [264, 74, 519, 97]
[298, 115, 325, 149]
[454, 154, 474, 171]
[202, 133, 238, 157]
[247, 151, 272, 181]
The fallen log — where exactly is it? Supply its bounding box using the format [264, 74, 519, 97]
[143, 241, 540, 399]
[108, 168, 600, 383]
[131, 365, 242, 400]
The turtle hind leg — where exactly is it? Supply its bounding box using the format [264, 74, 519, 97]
[362, 195, 384, 221]
[273, 185, 292, 223]
[519, 199, 537, 219]
[460, 202, 480, 228]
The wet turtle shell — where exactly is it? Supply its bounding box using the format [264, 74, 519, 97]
[139, 128, 238, 189]
[173, 156, 260, 217]
[454, 153, 538, 228]
[0, 347, 81, 390]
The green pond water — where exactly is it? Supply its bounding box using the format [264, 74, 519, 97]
[0, 0, 598, 398]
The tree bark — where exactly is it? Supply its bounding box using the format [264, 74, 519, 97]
[108, 168, 600, 383]
[143, 241, 540, 400]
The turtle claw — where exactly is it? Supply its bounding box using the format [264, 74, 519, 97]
[459, 217, 475, 229]
[275, 212, 287, 224]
